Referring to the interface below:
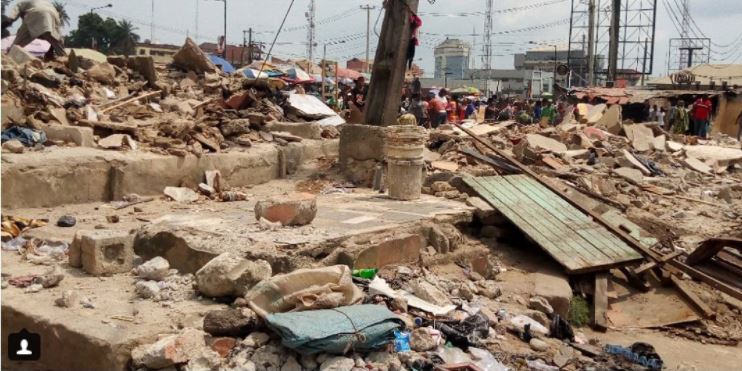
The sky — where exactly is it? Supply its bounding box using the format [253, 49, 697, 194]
[14, 0, 742, 77]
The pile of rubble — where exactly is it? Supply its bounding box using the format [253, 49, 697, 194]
[1, 38, 341, 156]
[424, 103, 742, 249]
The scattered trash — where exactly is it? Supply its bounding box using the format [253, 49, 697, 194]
[604, 342, 664, 370]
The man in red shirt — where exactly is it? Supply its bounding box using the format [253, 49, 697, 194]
[692, 95, 712, 138]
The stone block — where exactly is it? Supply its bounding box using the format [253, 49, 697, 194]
[350, 234, 422, 269]
[254, 192, 317, 226]
[7, 45, 35, 65]
[38, 123, 95, 147]
[77, 230, 135, 276]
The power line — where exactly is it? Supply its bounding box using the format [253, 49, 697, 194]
[419, 0, 568, 17]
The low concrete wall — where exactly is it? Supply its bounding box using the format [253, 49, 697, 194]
[2, 140, 338, 209]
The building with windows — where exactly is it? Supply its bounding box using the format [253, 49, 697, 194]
[134, 42, 180, 63]
[434, 38, 470, 79]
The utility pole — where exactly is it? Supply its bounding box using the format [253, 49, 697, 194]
[360, 4, 376, 73]
[483, 0, 493, 95]
[586, 0, 596, 86]
[195, 0, 199, 43]
[607, 0, 620, 85]
[307, 0, 316, 63]
[363, 0, 420, 126]
[640, 38, 648, 86]
[221, 0, 227, 58]
[150, 0, 154, 42]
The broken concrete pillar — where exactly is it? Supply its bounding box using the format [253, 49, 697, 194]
[254, 192, 317, 226]
[71, 230, 135, 276]
[339, 124, 387, 185]
[173, 37, 217, 74]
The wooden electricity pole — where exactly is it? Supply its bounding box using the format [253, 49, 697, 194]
[363, 0, 420, 126]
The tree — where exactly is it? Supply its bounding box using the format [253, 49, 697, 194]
[65, 13, 140, 55]
[53, 1, 70, 28]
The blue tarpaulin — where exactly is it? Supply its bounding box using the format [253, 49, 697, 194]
[207, 54, 235, 73]
[265, 305, 404, 355]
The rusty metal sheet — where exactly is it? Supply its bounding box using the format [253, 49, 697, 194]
[465, 175, 642, 273]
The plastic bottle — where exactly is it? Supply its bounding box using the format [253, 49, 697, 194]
[352, 268, 378, 279]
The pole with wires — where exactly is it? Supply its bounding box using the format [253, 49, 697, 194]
[256, 0, 296, 80]
[360, 4, 375, 73]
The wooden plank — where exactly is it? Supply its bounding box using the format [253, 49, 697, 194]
[594, 272, 609, 332]
[467, 177, 586, 271]
[686, 238, 742, 265]
[671, 275, 716, 319]
[619, 266, 651, 292]
[634, 250, 684, 274]
[453, 122, 742, 300]
[515, 176, 638, 262]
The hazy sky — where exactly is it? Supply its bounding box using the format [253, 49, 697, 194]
[23, 0, 742, 77]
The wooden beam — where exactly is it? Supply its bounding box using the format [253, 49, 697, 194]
[634, 250, 684, 274]
[670, 275, 716, 319]
[99, 90, 162, 113]
[363, 0, 419, 126]
[453, 122, 742, 301]
[593, 272, 609, 332]
[619, 266, 651, 292]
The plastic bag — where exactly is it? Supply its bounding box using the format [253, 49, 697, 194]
[394, 330, 411, 352]
[469, 347, 509, 371]
[432, 313, 490, 348]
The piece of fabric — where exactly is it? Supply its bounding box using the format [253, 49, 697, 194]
[246, 265, 364, 318]
[265, 304, 404, 355]
[692, 98, 711, 121]
[672, 108, 689, 134]
[1, 126, 46, 146]
[8, 0, 61, 46]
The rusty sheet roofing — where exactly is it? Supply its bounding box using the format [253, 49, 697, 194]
[465, 175, 642, 273]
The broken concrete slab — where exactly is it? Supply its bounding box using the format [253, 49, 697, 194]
[613, 167, 644, 185]
[343, 233, 423, 269]
[525, 134, 568, 154]
[286, 92, 337, 119]
[666, 141, 683, 152]
[431, 160, 459, 172]
[684, 145, 742, 165]
[624, 124, 654, 152]
[131, 328, 208, 369]
[596, 105, 621, 134]
[682, 157, 712, 175]
[619, 149, 651, 175]
[653, 134, 666, 152]
[266, 121, 322, 139]
[98, 134, 137, 150]
[164, 187, 200, 203]
[533, 271, 573, 318]
[173, 37, 217, 74]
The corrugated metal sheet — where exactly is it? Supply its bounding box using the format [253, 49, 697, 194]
[465, 175, 642, 273]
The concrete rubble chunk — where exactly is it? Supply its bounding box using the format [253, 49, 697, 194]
[241, 331, 270, 348]
[203, 308, 257, 337]
[619, 149, 651, 175]
[533, 271, 572, 318]
[525, 134, 568, 154]
[7, 45, 36, 65]
[2, 139, 25, 153]
[682, 157, 712, 175]
[624, 124, 654, 152]
[98, 134, 137, 150]
[195, 252, 272, 297]
[254, 192, 317, 226]
[409, 278, 452, 307]
[595, 104, 620, 133]
[135, 280, 161, 299]
[410, 327, 438, 351]
[666, 140, 683, 152]
[613, 167, 644, 185]
[173, 37, 217, 74]
[320, 356, 355, 371]
[38, 123, 95, 147]
[131, 328, 208, 369]
[86, 62, 117, 84]
[137, 256, 171, 281]
[164, 186, 200, 203]
[653, 134, 666, 152]
[530, 338, 549, 352]
[185, 349, 222, 371]
[528, 296, 555, 316]
[281, 356, 303, 371]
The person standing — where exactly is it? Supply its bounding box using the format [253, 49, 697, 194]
[3, 0, 66, 59]
[541, 100, 557, 125]
[692, 95, 712, 138]
[672, 100, 689, 134]
[408, 93, 425, 127]
[657, 107, 666, 129]
[666, 100, 677, 131]
[533, 100, 543, 122]
[430, 90, 448, 128]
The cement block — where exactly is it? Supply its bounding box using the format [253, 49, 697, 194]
[267, 121, 322, 139]
[39, 123, 95, 147]
[350, 234, 423, 269]
[533, 271, 573, 318]
[78, 230, 135, 276]
[339, 124, 386, 164]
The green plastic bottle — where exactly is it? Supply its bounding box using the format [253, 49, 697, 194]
[352, 268, 378, 279]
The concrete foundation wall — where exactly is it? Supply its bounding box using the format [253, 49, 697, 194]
[2, 140, 338, 209]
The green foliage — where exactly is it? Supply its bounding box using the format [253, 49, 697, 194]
[568, 296, 590, 327]
[53, 1, 70, 27]
[65, 13, 140, 55]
